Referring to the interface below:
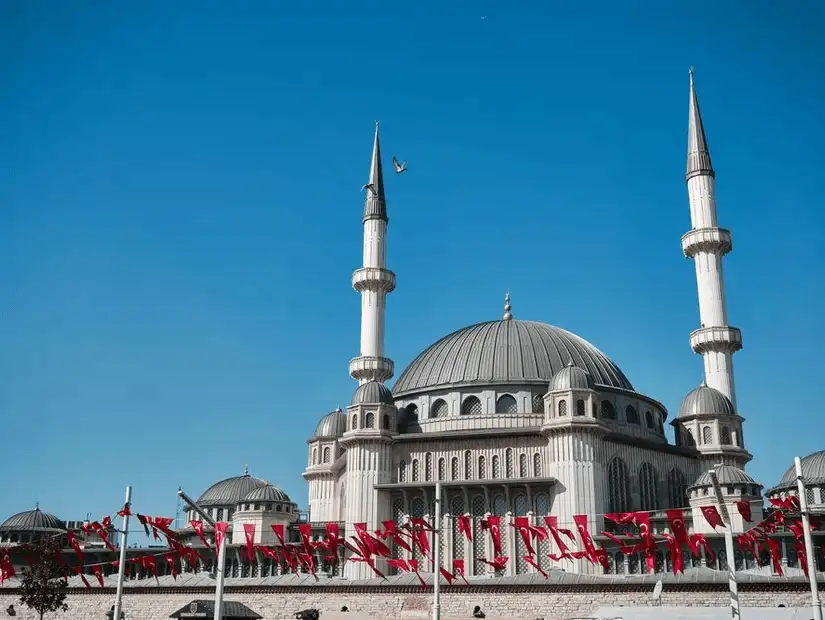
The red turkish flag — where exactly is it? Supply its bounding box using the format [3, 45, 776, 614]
[523, 554, 547, 578]
[452, 559, 469, 585]
[700, 506, 725, 529]
[544, 516, 574, 558]
[512, 516, 536, 556]
[92, 565, 105, 587]
[164, 552, 178, 579]
[190, 520, 211, 549]
[271, 523, 286, 546]
[735, 501, 752, 522]
[457, 515, 472, 542]
[480, 516, 503, 555]
[214, 522, 229, 552]
[243, 523, 256, 562]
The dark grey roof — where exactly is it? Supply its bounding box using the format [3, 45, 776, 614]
[679, 383, 736, 417]
[0, 508, 65, 532]
[686, 68, 714, 181]
[773, 450, 825, 492]
[691, 465, 757, 489]
[363, 121, 387, 223]
[351, 380, 394, 405]
[549, 360, 595, 391]
[170, 600, 262, 619]
[196, 472, 268, 507]
[393, 319, 633, 395]
[241, 484, 291, 504]
[313, 409, 346, 439]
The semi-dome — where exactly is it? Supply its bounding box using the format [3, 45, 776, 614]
[679, 383, 736, 417]
[196, 469, 268, 507]
[393, 319, 633, 396]
[241, 484, 292, 504]
[549, 360, 595, 391]
[314, 409, 346, 438]
[691, 465, 757, 489]
[1, 508, 65, 532]
[351, 381, 394, 406]
[772, 450, 825, 492]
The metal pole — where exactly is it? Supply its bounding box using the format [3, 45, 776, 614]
[795, 456, 823, 620]
[708, 468, 739, 619]
[112, 486, 132, 620]
[432, 481, 442, 620]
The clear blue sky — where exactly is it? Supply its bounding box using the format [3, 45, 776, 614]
[1, 1, 823, 528]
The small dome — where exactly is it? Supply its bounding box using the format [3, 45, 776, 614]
[240, 484, 292, 504]
[1, 508, 65, 532]
[351, 381, 394, 406]
[774, 450, 825, 491]
[196, 470, 268, 507]
[691, 465, 757, 489]
[549, 360, 595, 391]
[679, 384, 736, 417]
[314, 409, 346, 438]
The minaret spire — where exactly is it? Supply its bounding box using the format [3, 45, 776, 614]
[349, 121, 396, 385]
[681, 68, 743, 412]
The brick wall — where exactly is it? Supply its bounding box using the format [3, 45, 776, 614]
[0, 586, 813, 620]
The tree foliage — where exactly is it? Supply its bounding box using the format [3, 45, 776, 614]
[18, 536, 69, 620]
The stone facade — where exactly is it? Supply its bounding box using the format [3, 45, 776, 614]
[0, 584, 817, 620]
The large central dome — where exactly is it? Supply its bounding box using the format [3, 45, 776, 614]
[393, 319, 633, 395]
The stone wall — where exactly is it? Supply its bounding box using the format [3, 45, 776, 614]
[0, 585, 813, 620]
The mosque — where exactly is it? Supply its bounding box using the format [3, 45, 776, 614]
[2, 71, 823, 584]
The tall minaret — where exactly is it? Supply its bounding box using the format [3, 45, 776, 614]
[681, 68, 742, 410]
[349, 121, 396, 386]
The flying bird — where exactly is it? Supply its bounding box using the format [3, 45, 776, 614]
[392, 156, 407, 174]
[361, 183, 376, 195]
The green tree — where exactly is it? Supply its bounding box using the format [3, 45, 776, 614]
[19, 536, 69, 620]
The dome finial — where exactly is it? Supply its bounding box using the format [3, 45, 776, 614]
[567, 358, 574, 368]
[503, 291, 512, 321]
[244, 464, 249, 475]
[35, 500, 39, 510]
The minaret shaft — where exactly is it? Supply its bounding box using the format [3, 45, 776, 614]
[683, 70, 742, 411]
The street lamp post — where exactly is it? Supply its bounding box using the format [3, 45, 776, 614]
[708, 468, 739, 619]
[177, 488, 226, 620]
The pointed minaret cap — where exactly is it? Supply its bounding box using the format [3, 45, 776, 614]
[686, 67, 715, 181]
[363, 120, 388, 223]
[503, 291, 513, 321]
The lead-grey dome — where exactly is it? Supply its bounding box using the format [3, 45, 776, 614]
[1, 508, 65, 532]
[393, 320, 633, 395]
[196, 472, 268, 507]
[679, 383, 736, 417]
[241, 484, 292, 504]
[691, 465, 757, 489]
[549, 360, 595, 391]
[772, 450, 825, 492]
[314, 409, 346, 438]
[351, 381, 394, 405]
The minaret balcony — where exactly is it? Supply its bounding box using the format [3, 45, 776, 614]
[352, 267, 396, 293]
[682, 227, 732, 258]
[690, 326, 743, 354]
[349, 355, 394, 382]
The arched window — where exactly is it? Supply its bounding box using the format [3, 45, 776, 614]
[322, 447, 330, 463]
[491, 455, 500, 479]
[425, 453, 433, 481]
[438, 458, 445, 481]
[464, 450, 473, 480]
[685, 428, 696, 447]
[461, 396, 482, 416]
[431, 399, 449, 418]
[312, 448, 318, 464]
[505, 448, 514, 477]
[667, 468, 688, 508]
[478, 455, 487, 479]
[535, 493, 550, 515]
[451, 457, 459, 481]
[400, 460, 408, 482]
[656, 415, 664, 433]
[702, 426, 712, 444]
[365, 412, 375, 428]
[532, 394, 545, 413]
[625, 406, 639, 424]
[601, 401, 616, 419]
[558, 399, 567, 416]
[411, 459, 420, 482]
[382, 414, 390, 430]
[639, 463, 659, 511]
[645, 411, 654, 428]
[607, 457, 631, 513]
[450, 494, 466, 564]
[533, 453, 542, 477]
[351, 415, 358, 430]
[496, 394, 518, 414]
[576, 399, 585, 416]
[720, 426, 731, 445]
[519, 453, 528, 477]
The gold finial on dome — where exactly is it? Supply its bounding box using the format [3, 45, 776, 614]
[503, 291, 512, 321]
